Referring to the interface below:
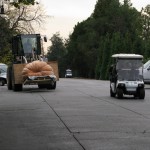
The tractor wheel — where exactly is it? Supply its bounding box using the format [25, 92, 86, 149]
[13, 84, 23, 91]
[7, 66, 12, 90]
[11, 68, 22, 91]
[47, 81, 56, 90]
[38, 84, 46, 89]
[51, 81, 56, 89]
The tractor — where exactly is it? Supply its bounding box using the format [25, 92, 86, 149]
[7, 34, 59, 91]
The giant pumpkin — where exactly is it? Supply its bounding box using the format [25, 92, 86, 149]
[22, 60, 54, 78]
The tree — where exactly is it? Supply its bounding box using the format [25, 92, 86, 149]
[66, 0, 143, 79]
[47, 32, 67, 77]
[4, 3, 49, 33]
[141, 5, 150, 40]
[141, 5, 150, 61]
[0, 16, 14, 64]
[11, 0, 36, 8]
[0, 0, 36, 14]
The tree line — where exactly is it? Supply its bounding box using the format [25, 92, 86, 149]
[47, 0, 150, 79]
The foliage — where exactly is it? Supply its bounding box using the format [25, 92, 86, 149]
[47, 32, 67, 77]
[0, 17, 14, 64]
[4, 3, 49, 33]
[64, 0, 150, 79]
[11, 0, 36, 8]
[141, 5, 150, 40]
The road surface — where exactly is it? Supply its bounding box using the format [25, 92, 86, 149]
[0, 78, 150, 150]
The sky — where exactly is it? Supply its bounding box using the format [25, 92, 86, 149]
[39, 0, 150, 50]
[39, 0, 97, 40]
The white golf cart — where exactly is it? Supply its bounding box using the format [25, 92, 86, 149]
[109, 54, 145, 99]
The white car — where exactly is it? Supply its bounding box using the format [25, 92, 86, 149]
[0, 63, 8, 86]
[142, 60, 150, 83]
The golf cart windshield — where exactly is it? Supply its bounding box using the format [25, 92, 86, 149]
[116, 59, 143, 81]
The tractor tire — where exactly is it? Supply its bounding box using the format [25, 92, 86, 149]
[7, 66, 12, 90]
[51, 81, 56, 89]
[38, 84, 46, 89]
[12, 67, 23, 91]
[13, 84, 23, 91]
[47, 81, 56, 90]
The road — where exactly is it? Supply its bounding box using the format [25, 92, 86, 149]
[0, 78, 150, 150]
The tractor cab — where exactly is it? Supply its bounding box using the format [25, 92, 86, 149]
[109, 54, 145, 99]
[7, 34, 59, 92]
[12, 34, 46, 63]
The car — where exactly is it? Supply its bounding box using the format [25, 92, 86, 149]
[142, 60, 150, 84]
[65, 69, 72, 78]
[0, 63, 8, 86]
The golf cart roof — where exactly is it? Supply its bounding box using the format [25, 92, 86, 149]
[112, 54, 143, 59]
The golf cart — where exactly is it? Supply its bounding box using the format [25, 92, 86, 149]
[109, 54, 145, 99]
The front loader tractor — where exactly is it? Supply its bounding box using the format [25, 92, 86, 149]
[7, 34, 59, 91]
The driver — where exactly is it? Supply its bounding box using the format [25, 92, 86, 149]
[23, 39, 32, 56]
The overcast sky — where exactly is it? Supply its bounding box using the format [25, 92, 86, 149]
[39, 0, 150, 50]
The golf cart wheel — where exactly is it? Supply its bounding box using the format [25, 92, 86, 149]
[110, 88, 116, 97]
[0, 79, 5, 86]
[139, 88, 145, 99]
[117, 88, 123, 99]
[134, 93, 138, 99]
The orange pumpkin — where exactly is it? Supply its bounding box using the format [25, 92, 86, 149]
[22, 60, 54, 78]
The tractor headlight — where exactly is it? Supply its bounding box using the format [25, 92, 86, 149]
[28, 76, 36, 80]
[50, 74, 56, 78]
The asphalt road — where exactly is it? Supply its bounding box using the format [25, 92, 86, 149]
[1, 78, 150, 150]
